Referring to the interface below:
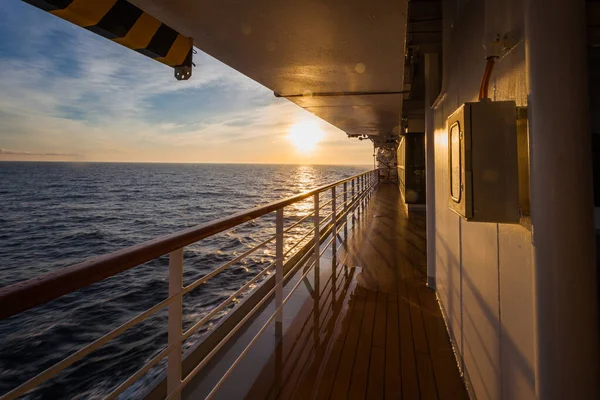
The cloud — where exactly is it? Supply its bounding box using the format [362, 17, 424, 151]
[0, 148, 82, 157]
[0, 1, 371, 164]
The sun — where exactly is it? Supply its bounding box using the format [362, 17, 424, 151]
[287, 120, 325, 153]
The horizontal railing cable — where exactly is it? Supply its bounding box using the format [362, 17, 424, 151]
[182, 234, 276, 295]
[165, 233, 321, 400]
[283, 226, 317, 259]
[1, 294, 178, 400]
[0, 171, 375, 320]
[0, 170, 378, 400]
[204, 232, 341, 399]
[182, 262, 275, 341]
[283, 209, 315, 233]
[172, 178, 376, 398]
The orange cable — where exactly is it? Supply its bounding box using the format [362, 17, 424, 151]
[479, 57, 497, 100]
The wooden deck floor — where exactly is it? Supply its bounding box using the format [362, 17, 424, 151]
[246, 184, 467, 400]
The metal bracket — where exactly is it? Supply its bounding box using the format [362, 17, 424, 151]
[175, 66, 192, 81]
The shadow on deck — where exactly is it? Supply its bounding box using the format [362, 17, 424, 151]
[244, 184, 467, 399]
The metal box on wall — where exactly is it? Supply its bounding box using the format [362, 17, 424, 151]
[447, 101, 519, 223]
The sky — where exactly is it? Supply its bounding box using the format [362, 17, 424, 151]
[0, 1, 372, 165]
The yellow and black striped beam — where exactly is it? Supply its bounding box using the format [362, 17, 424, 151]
[23, 0, 194, 80]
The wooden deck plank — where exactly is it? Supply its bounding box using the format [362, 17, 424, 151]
[283, 265, 351, 400]
[365, 290, 387, 399]
[272, 303, 318, 399]
[278, 270, 342, 399]
[372, 290, 387, 348]
[294, 268, 354, 399]
[314, 277, 359, 400]
[402, 228, 438, 400]
[406, 268, 430, 357]
[348, 289, 377, 400]
[397, 264, 421, 400]
[244, 292, 316, 399]
[330, 287, 367, 399]
[366, 346, 386, 399]
[314, 341, 345, 400]
[385, 295, 402, 399]
[416, 352, 439, 400]
[240, 185, 468, 400]
[416, 284, 468, 400]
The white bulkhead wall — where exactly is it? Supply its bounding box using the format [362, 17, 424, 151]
[432, 0, 535, 399]
[433, 0, 599, 398]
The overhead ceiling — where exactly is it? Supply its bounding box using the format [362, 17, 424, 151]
[131, 0, 409, 138]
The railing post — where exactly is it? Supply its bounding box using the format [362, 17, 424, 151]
[351, 179, 356, 217]
[361, 174, 364, 202]
[373, 170, 376, 192]
[275, 207, 284, 337]
[343, 182, 348, 239]
[314, 192, 320, 272]
[313, 195, 322, 350]
[358, 176, 362, 218]
[366, 173, 370, 201]
[168, 248, 184, 400]
[343, 182, 348, 211]
[331, 186, 337, 255]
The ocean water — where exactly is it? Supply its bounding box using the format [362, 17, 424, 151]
[0, 162, 369, 399]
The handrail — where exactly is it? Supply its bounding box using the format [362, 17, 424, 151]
[0, 170, 376, 320]
[0, 169, 379, 400]
[202, 199, 360, 400]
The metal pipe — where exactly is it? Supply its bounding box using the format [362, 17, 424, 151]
[273, 90, 409, 98]
[525, 0, 599, 397]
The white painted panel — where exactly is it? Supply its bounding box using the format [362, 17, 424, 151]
[432, 1, 535, 399]
[434, 104, 463, 361]
[498, 224, 535, 399]
[461, 221, 501, 400]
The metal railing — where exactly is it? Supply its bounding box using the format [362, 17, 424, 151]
[0, 169, 379, 400]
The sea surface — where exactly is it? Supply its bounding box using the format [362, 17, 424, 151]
[0, 162, 369, 399]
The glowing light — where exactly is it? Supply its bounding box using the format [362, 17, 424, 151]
[287, 121, 324, 153]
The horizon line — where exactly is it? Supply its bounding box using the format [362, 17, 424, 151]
[0, 160, 374, 167]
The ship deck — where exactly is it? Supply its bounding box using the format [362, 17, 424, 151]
[246, 184, 466, 399]
[182, 184, 467, 400]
